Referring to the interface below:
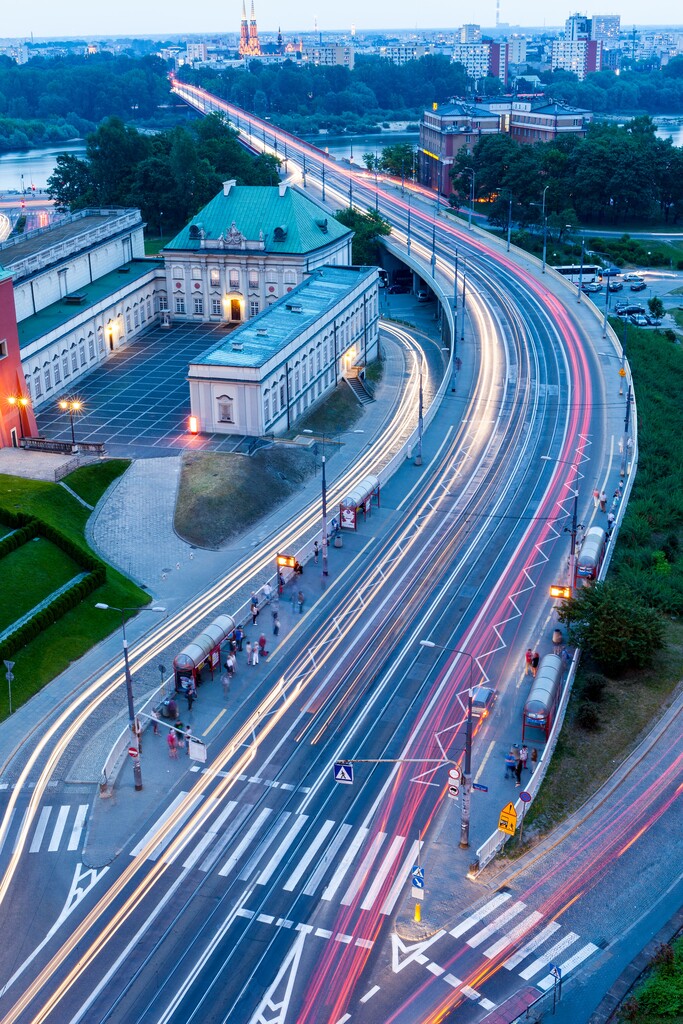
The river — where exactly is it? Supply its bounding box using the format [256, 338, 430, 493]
[0, 142, 86, 193]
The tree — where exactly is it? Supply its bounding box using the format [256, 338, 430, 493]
[334, 208, 390, 265]
[379, 144, 416, 178]
[556, 580, 665, 675]
[648, 296, 665, 320]
[47, 153, 95, 211]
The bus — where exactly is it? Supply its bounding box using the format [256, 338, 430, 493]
[551, 264, 603, 284]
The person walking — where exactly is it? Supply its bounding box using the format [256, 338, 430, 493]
[221, 672, 230, 700]
[560, 646, 570, 671]
[262, 581, 272, 604]
[504, 749, 517, 779]
[246, 641, 253, 666]
[297, 590, 305, 614]
[592, 489, 600, 509]
[273, 612, 280, 636]
[167, 696, 178, 720]
[531, 651, 540, 677]
[514, 757, 523, 787]
[151, 708, 159, 735]
[258, 633, 268, 658]
[525, 648, 533, 676]
[607, 510, 615, 534]
[186, 688, 195, 713]
[251, 601, 259, 626]
[184, 724, 192, 756]
[226, 653, 235, 677]
[252, 643, 259, 665]
[167, 730, 177, 759]
[235, 625, 244, 652]
[599, 490, 607, 513]
[314, 540, 319, 565]
[520, 745, 529, 772]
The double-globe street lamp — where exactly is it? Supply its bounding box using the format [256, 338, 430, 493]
[58, 397, 83, 448]
[419, 639, 476, 849]
[95, 603, 166, 791]
[303, 428, 364, 578]
[7, 394, 31, 441]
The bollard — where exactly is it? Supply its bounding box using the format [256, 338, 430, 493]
[414, 900, 421, 923]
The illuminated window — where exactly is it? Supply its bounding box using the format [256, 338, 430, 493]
[210, 268, 220, 287]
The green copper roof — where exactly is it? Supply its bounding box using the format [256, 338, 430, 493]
[165, 183, 351, 255]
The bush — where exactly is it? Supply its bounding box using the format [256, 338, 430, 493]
[582, 672, 608, 702]
[576, 700, 601, 731]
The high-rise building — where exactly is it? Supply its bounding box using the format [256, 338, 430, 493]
[565, 13, 592, 40]
[551, 38, 602, 79]
[591, 15, 620, 45]
[460, 24, 482, 43]
[507, 35, 527, 64]
[239, 0, 262, 57]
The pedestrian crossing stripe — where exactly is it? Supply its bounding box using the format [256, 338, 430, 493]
[0, 804, 89, 857]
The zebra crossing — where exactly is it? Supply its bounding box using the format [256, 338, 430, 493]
[0, 803, 89, 857]
[129, 792, 422, 917]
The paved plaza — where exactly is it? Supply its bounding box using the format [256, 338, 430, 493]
[35, 322, 250, 458]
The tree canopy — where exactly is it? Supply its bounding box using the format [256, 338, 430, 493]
[46, 113, 281, 233]
[334, 207, 391, 265]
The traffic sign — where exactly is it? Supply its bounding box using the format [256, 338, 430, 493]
[447, 784, 459, 799]
[519, 790, 532, 803]
[333, 761, 354, 785]
[497, 801, 517, 835]
[550, 964, 562, 980]
[128, 747, 139, 758]
[411, 865, 425, 899]
[472, 783, 488, 792]
[448, 766, 461, 781]
[189, 737, 207, 762]
[549, 584, 572, 600]
[619, 367, 626, 377]
[3, 661, 14, 672]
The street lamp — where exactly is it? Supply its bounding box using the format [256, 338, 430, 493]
[303, 429, 363, 577]
[419, 640, 476, 848]
[541, 184, 550, 273]
[541, 455, 581, 591]
[465, 168, 476, 231]
[58, 398, 83, 448]
[95, 603, 166, 791]
[7, 394, 31, 441]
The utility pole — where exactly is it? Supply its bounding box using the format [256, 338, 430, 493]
[321, 455, 329, 577]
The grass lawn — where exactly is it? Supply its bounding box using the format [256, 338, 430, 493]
[293, 380, 364, 437]
[175, 446, 316, 548]
[0, 466, 149, 719]
[0, 539, 80, 632]
[63, 459, 131, 507]
[144, 235, 173, 256]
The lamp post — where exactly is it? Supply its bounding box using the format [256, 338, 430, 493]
[406, 193, 412, 255]
[7, 395, 31, 441]
[419, 640, 475, 849]
[541, 184, 550, 273]
[58, 398, 83, 449]
[466, 168, 476, 230]
[95, 603, 166, 791]
[541, 455, 581, 592]
[415, 371, 424, 466]
[303, 429, 363, 576]
[461, 260, 467, 344]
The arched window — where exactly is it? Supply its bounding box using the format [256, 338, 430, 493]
[33, 368, 42, 398]
[172, 265, 184, 279]
[217, 394, 234, 423]
[52, 354, 61, 385]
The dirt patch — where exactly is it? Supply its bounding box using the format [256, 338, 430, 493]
[174, 446, 316, 549]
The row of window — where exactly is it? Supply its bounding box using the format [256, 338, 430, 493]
[172, 266, 298, 289]
[26, 335, 101, 400]
[172, 296, 261, 318]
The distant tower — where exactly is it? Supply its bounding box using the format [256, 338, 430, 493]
[277, 26, 283, 53]
[239, 0, 261, 56]
[495, 0, 500, 28]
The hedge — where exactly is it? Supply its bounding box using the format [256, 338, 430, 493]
[0, 511, 108, 661]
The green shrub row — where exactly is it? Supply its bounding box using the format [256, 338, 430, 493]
[0, 511, 108, 661]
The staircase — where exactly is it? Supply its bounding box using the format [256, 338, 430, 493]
[344, 368, 374, 406]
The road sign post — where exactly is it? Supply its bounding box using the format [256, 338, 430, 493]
[128, 746, 138, 758]
[550, 963, 562, 1011]
[411, 864, 425, 899]
[518, 790, 532, 844]
[448, 765, 460, 799]
[497, 801, 517, 836]
[333, 761, 354, 785]
[4, 660, 14, 715]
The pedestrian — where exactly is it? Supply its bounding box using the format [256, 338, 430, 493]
[560, 646, 570, 670]
[278, 572, 285, 595]
[531, 651, 540, 677]
[221, 672, 230, 700]
[273, 612, 280, 636]
[593, 489, 600, 509]
[599, 490, 607, 513]
[262, 581, 272, 604]
[504, 750, 516, 779]
[252, 643, 259, 665]
[235, 625, 244, 652]
[258, 633, 268, 657]
[607, 510, 615, 534]
[184, 724, 192, 755]
[294, 560, 303, 577]
[186, 688, 195, 712]
[531, 747, 538, 766]
[314, 540, 319, 564]
[167, 730, 177, 759]
[167, 696, 178, 720]
[226, 653, 235, 677]
[291, 587, 298, 611]
[514, 758, 523, 787]
[525, 648, 533, 676]
[297, 590, 305, 614]
[151, 708, 159, 735]
[246, 640, 253, 665]
[251, 601, 259, 625]
[520, 745, 529, 771]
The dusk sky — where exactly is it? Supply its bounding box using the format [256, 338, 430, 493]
[0, 0, 670, 39]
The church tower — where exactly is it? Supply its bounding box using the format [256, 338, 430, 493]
[237, 0, 261, 56]
[239, 1, 250, 56]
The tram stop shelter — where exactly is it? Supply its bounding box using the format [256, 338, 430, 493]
[173, 614, 235, 692]
[339, 474, 380, 531]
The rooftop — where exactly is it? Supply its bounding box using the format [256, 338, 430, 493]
[17, 259, 163, 347]
[0, 209, 141, 269]
[166, 182, 351, 256]
[192, 266, 375, 370]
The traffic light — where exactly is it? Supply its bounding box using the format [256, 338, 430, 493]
[549, 584, 572, 600]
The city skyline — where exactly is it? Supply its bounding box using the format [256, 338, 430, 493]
[1, 0, 680, 40]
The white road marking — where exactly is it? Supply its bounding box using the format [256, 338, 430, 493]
[360, 834, 404, 911]
[238, 811, 291, 881]
[537, 942, 599, 990]
[380, 840, 423, 915]
[484, 911, 544, 958]
[218, 808, 272, 877]
[504, 921, 561, 970]
[48, 806, 69, 852]
[341, 831, 387, 906]
[198, 803, 252, 874]
[321, 826, 368, 901]
[303, 823, 352, 896]
[257, 813, 309, 886]
[360, 985, 380, 1003]
[519, 932, 579, 980]
[29, 806, 52, 853]
[283, 818, 335, 891]
[450, 893, 512, 938]
[467, 901, 527, 947]
[67, 805, 88, 852]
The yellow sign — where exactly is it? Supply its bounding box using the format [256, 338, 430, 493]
[619, 367, 627, 378]
[550, 584, 572, 600]
[498, 802, 517, 836]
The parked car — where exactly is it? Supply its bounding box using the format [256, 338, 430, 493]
[646, 315, 662, 326]
[417, 289, 432, 302]
[608, 280, 623, 292]
[629, 314, 649, 326]
[582, 282, 602, 293]
[471, 686, 496, 719]
[617, 304, 646, 317]
[630, 281, 646, 291]
[624, 273, 644, 282]
[388, 283, 408, 294]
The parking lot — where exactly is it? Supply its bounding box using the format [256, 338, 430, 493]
[36, 322, 250, 458]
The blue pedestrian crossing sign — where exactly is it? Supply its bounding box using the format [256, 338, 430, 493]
[411, 864, 425, 899]
[333, 761, 354, 785]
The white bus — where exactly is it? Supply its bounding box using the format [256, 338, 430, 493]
[551, 263, 603, 284]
